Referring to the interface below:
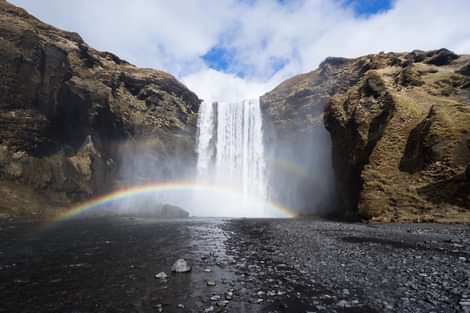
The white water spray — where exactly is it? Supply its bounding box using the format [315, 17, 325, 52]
[195, 99, 273, 217]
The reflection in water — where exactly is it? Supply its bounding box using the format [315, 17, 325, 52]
[1, 217, 266, 313]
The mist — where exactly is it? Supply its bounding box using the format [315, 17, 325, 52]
[90, 100, 291, 218]
[93, 95, 334, 219]
[263, 115, 335, 217]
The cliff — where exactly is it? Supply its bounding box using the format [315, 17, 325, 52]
[263, 49, 470, 223]
[0, 1, 200, 216]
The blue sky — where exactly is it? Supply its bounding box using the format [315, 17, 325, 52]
[202, 0, 394, 73]
[10, 0, 470, 102]
[344, 0, 393, 16]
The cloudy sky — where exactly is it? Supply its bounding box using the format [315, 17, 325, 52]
[10, 0, 470, 102]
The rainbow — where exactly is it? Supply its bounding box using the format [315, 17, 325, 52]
[265, 158, 308, 179]
[51, 181, 295, 223]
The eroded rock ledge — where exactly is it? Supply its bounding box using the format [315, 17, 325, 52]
[0, 1, 200, 216]
[263, 49, 470, 223]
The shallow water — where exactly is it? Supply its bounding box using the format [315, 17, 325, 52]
[1, 217, 469, 313]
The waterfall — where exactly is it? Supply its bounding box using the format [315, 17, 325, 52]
[196, 101, 216, 176]
[195, 99, 269, 216]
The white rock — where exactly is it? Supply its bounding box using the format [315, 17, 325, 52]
[210, 295, 221, 301]
[336, 300, 350, 308]
[171, 259, 191, 273]
[155, 272, 168, 280]
[217, 300, 230, 307]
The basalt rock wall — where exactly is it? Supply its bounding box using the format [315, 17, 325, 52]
[263, 49, 470, 222]
[0, 1, 200, 216]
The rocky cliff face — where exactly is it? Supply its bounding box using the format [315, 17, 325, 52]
[263, 49, 470, 222]
[261, 56, 367, 216]
[0, 1, 200, 216]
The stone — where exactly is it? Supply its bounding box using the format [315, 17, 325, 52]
[171, 259, 191, 273]
[336, 300, 351, 308]
[216, 301, 230, 307]
[210, 295, 221, 301]
[159, 204, 190, 218]
[155, 272, 168, 280]
[207, 280, 216, 286]
[424, 48, 459, 66]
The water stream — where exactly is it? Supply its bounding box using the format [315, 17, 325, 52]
[195, 99, 272, 217]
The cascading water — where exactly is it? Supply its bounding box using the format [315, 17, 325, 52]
[196, 101, 216, 176]
[195, 99, 272, 217]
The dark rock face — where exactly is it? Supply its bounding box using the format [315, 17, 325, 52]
[261, 53, 401, 217]
[424, 48, 459, 66]
[264, 50, 470, 222]
[260, 56, 367, 217]
[0, 1, 200, 216]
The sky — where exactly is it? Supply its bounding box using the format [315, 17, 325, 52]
[10, 0, 470, 102]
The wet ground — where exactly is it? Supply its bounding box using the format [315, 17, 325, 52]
[0, 217, 469, 313]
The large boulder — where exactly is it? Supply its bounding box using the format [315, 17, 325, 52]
[0, 1, 200, 216]
[159, 204, 190, 218]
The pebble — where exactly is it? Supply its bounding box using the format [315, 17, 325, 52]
[171, 259, 191, 273]
[217, 300, 230, 307]
[155, 272, 168, 280]
[210, 295, 221, 301]
[336, 300, 350, 308]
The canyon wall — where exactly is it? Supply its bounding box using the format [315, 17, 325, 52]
[263, 49, 470, 222]
[0, 1, 200, 216]
[2, 0, 469, 222]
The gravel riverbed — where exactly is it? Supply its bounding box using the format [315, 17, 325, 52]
[0, 217, 469, 313]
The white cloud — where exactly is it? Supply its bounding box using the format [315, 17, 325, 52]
[182, 68, 276, 103]
[10, 0, 470, 102]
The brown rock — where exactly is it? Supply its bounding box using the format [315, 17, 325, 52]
[0, 1, 200, 216]
[263, 49, 470, 223]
